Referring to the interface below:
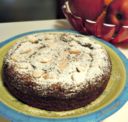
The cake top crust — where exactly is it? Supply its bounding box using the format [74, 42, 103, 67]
[4, 32, 111, 97]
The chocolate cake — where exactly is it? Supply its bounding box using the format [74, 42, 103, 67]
[3, 32, 111, 111]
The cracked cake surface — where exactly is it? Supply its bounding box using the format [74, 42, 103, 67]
[3, 32, 111, 111]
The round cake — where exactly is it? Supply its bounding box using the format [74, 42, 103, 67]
[3, 32, 112, 111]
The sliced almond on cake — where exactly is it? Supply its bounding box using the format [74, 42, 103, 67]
[42, 72, 56, 80]
[76, 66, 86, 72]
[40, 57, 51, 63]
[33, 70, 43, 78]
[42, 72, 49, 79]
[11, 55, 26, 62]
[11, 55, 18, 62]
[69, 41, 78, 46]
[27, 35, 38, 43]
[69, 49, 81, 55]
[16, 63, 29, 69]
[59, 58, 68, 71]
[20, 48, 31, 54]
[71, 72, 85, 82]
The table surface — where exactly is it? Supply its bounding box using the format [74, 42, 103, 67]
[0, 19, 128, 122]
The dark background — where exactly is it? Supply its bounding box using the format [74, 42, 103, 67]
[0, 0, 65, 22]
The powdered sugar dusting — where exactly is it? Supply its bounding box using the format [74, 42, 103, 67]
[4, 32, 111, 97]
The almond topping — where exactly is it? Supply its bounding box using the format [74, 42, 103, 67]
[76, 66, 85, 72]
[71, 72, 85, 82]
[69, 50, 81, 55]
[59, 58, 68, 71]
[42, 72, 55, 79]
[17, 63, 28, 69]
[43, 72, 49, 79]
[40, 57, 51, 63]
[20, 48, 31, 54]
[28, 35, 38, 43]
[45, 37, 50, 40]
[33, 70, 42, 78]
[69, 41, 78, 46]
[11, 55, 18, 62]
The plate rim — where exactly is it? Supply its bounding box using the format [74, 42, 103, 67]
[0, 29, 128, 122]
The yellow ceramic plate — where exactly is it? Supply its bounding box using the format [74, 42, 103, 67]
[0, 30, 128, 122]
